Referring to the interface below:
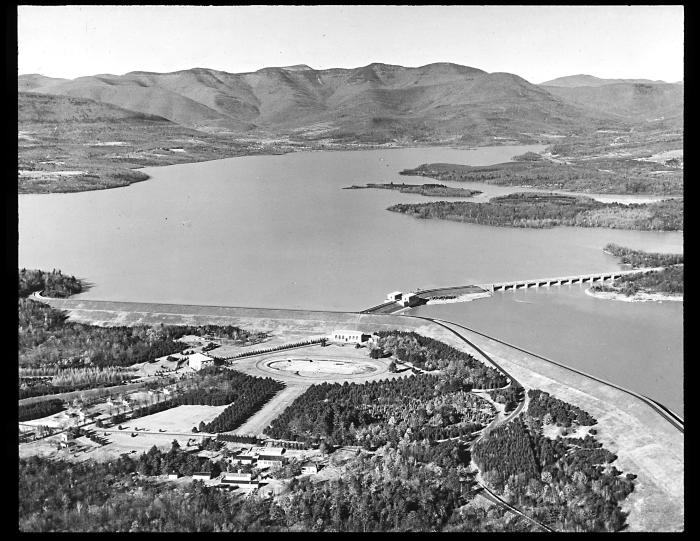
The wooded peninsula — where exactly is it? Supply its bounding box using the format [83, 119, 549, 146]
[387, 193, 682, 230]
[344, 182, 481, 197]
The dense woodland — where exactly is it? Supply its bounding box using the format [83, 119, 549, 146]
[399, 157, 682, 196]
[19, 298, 259, 370]
[526, 389, 597, 427]
[19, 366, 138, 399]
[593, 245, 684, 296]
[388, 193, 682, 231]
[372, 331, 508, 389]
[265, 374, 495, 447]
[18, 398, 66, 421]
[473, 397, 634, 532]
[592, 265, 684, 296]
[19, 268, 83, 298]
[19, 440, 535, 532]
[344, 182, 481, 197]
[603, 243, 683, 268]
[488, 386, 523, 413]
[19, 299, 189, 368]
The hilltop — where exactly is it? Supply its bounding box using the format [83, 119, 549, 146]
[540, 74, 670, 87]
[539, 75, 683, 125]
[19, 62, 616, 143]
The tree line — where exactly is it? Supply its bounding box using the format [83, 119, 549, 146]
[526, 389, 597, 427]
[19, 296, 259, 370]
[19, 268, 83, 298]
[473, 391, 635, 532]
[603, 243, 683, 268]
[19, 398, 65, 421]
[265, 373, 495, 447]
[19, 440, 536, 532]
[371, 331, 508, 389]
[388, 194, 683, 231]
[399, 158, 682, 196]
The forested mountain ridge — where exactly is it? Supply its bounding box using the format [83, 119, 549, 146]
[19, 62, 622, 143]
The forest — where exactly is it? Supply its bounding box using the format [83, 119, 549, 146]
[18, 297, 259, 369]
[398, 155, 682, 196]
[265, 373, 495, 447]
[603, 243, 683, 268]
[18, 440, 536, 532]
[19, 366, 138, 399]
[19, 299, 190, 368]
[526, 389, 597, 427]
[19, 268, 83, 298]
[18, 398, 66, 421]
[615, 265, 683, 294]
[371, 331, 508, 389]
[473, 395, 635, 532]
[592, 265, 684, 296]
[343, 182, 481, 197]
[388, 193, 683, 231]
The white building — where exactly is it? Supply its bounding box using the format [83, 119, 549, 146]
[188, 352, 215, 371]
[386, 291, 403, 302]
[301, 462, 318, 475]
[192, 472, 212, 481]
[330, 330, 369, 344]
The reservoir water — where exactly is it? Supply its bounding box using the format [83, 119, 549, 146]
[19, 145, 683, 413]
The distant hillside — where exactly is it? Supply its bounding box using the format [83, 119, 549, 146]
[541, 82, 683, 124]
[18, 92, 261, 193]
[541, 74, 669, 87]
[19, 62, 615, 143]
[19, 91, 168, 123]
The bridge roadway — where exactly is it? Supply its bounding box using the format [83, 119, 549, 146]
[361, 267, 664, 314]
[477, 267, 663, 292]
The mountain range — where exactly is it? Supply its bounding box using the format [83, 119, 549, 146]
[19, 63, 683, 143]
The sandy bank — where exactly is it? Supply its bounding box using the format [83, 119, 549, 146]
[585, 287, 683, 303]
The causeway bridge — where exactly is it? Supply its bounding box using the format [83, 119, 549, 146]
[477, 267, 663, 293]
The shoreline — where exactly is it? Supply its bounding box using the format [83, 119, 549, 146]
[20, 141, 682, 203]
[585, 287, 683, 303]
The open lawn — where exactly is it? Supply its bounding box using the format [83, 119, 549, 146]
[128, 404, 229, 433]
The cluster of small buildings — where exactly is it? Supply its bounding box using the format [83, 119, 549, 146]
[170, 446, 319, 492]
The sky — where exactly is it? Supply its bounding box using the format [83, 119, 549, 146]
[18, 5, 684, 83]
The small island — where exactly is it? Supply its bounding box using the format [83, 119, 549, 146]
[387, 192, 683, 231]
[344, 182, 481, 198]
[587, 244, 683, 302]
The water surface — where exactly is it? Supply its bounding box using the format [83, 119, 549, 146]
[410, 286, 684, 416]
[18, 146, 683, 413]
[19, 146, 682, 311]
